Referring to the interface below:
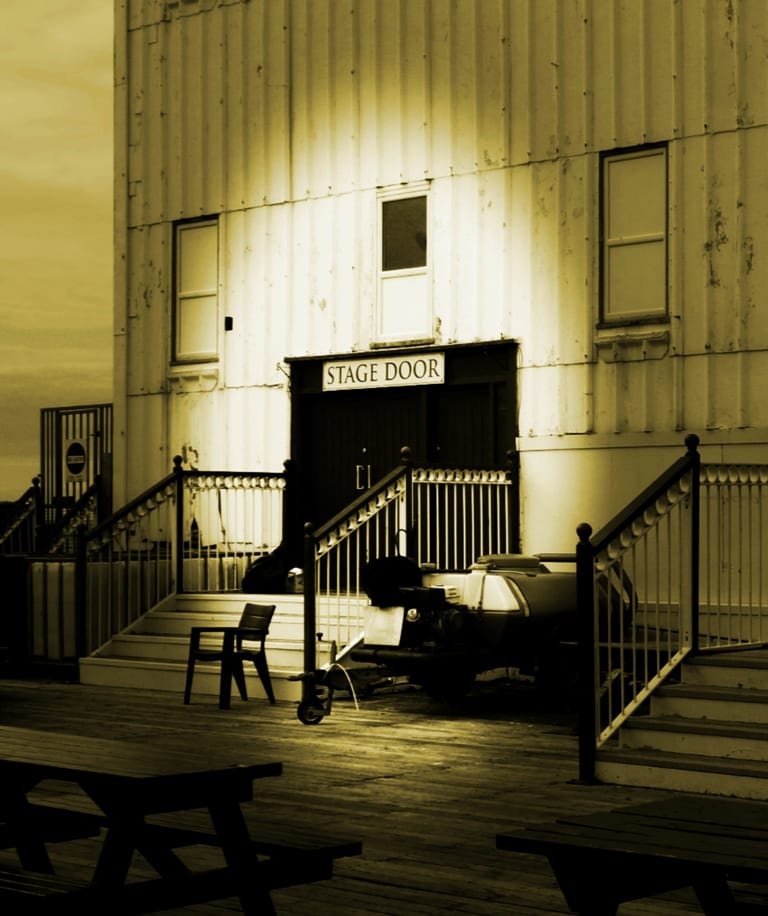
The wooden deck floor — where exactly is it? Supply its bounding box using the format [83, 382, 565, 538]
[0, 674, 761, 915]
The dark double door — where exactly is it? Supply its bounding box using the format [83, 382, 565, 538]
[289, 343, 518, 535]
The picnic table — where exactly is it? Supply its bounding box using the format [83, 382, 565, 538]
[0, 724, 360, 913]
[496, 794, 768, 915]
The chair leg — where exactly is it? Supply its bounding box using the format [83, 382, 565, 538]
[231, 657, 249, 701]
[183, 653, 196, 704]
[253, 654, 276, 704]
[219, 656, 234, 710]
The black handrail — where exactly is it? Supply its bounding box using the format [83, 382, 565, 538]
[0, 478, 42, 554]
[86, 457, 289, 546]
[299, 450, 414, 707]
[86, 465, 180, 543]
[41, 477, 105, 554]
[310, 447, 414, 544]
[576, 434, 701, 784]
[588, 434, 700, 554]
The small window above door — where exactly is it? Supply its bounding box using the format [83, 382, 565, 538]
[375, 189, 433, 346]
[382, 196, 427, 271]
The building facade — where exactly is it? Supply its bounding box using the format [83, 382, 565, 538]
[114, 0, 768, 552]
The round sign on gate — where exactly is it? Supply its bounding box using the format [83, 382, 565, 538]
[65, 440, 87, 480]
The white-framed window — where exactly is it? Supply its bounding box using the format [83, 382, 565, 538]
[601, 146, 668, 324]
[375, 189, 432, 344]
[173, 218, 219, 363]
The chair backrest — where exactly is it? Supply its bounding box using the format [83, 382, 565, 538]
[238, 603, 276, 635]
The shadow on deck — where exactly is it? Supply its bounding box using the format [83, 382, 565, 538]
[0, 675, 759, 915]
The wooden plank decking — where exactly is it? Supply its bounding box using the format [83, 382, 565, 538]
[0, 675, 760, 915]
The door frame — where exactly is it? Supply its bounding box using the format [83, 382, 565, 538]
[287, 341, 519, 539]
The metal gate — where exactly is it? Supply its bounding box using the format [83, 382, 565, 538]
[40, 404, 113, 527]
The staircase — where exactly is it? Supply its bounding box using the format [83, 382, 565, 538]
[594, 647, 768, 800]
[78, 593, 340, 704]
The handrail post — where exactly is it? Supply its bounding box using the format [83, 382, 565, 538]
[74, 524, 88, 659]
[32, 476, 43, 552]
[576, 522, 598, 784]
[173, 456, 185, 594]
[506, 449, 520, 553]
[302, 522, 317, 677]
[399, 446, 414, 558]
[281, 459, 300, 563]
[685, 434, 701, 653]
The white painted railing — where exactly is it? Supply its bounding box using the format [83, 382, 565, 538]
[577, 436, 700, 779]
[302, 454, 516, 677]
[699, 463, 768, 648]
[579, 438, 768, 782]
[411, 467, 516, 570]
[82, 459, 289, 655]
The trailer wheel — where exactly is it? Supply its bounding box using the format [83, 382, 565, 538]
[297, 702, 324, 725]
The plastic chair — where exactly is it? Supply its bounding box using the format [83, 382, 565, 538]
[183, 603, 277, 709]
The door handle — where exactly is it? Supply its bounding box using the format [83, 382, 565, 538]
[355, 464, 371, 490]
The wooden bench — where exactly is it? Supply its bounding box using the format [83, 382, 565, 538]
[0, 863, 91, 913]
[0, 840, 361, 914]
[496, 795, 768, 915]
[0, 725, 362, 913]
[0, 818, 361, 913]
[0, 803, 102, 852]
[139, 817, 362, 882]
[0, 863, 279, 914]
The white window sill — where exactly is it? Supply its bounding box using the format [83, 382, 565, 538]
[168, 365, 219, 392]
[595, 329, 669, 363]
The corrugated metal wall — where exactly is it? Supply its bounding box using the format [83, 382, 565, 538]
[115, 0, 768, 543]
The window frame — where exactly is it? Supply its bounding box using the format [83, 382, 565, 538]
[374, 187, 433, 347]
[172, 216, 220, 364]
[599, 144, 669, 327]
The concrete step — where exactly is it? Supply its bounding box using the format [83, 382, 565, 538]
[634, 608, 768, 644]
[171, 592, 306, 617]
[79, 590, 372, 700]
[620, 714, 768, 761]
[592, 647, 768, 798]
[652, 682, 768, 724]
[130, 609, 304, 641]
[78, 655, 303, 703]
[594, 747, 768, 800]
[102, 632, 307, 670]
[681, 648, 768, 689]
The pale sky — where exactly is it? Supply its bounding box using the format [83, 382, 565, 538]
[0, 0, 113, 501]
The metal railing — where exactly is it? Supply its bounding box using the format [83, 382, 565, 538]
[302, 449, 517, 674]
[45, 480, 103, 555]
[577, 435, 701, 781]
[411, 464, 518, 570]
[577, 435, 768, 781]
[0, 479, 42, 554]
[81, 457, 289, 655]
[82, 470, 177, 655]
[699, 462, 768, 648]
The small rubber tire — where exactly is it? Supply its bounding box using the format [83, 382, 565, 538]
[297, 702, 324, 725]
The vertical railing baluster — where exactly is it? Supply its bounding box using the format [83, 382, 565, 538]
[174, 457, 185, 595]
[576, 522, 597, 784]
[688, 437, 701, 655]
